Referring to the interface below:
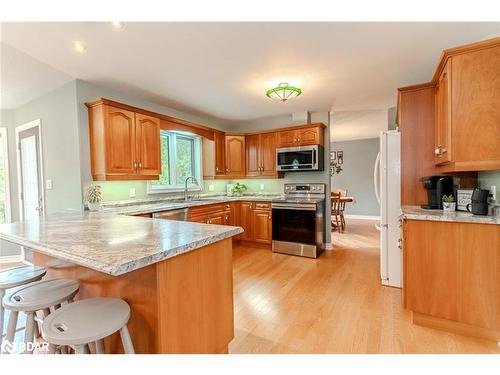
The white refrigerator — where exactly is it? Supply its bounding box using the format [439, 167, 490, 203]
[374, 130, 402, 288]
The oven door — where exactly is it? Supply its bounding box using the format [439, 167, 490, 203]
[276, 146, 317, 171]
[272, 203, 317, 245]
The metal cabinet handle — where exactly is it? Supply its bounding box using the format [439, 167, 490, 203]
[268, 214, 272, 220]
[134, 161, 137, 168]
[138, 162, 142, 168]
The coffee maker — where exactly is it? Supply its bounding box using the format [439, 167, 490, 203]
[421, 176, 455, 209]
[466, 188, 490, 215]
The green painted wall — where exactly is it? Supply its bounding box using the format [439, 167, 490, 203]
[95, 178, 285, 203]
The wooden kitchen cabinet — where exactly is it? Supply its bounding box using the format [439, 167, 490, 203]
[434, 60, 452, 165]
[225, 135, 246, 177]
[214, 132, 226, 176]
[86, 101, 161, 180]
[135, 113, 161, 176]
[276, 124, 324, 148]
[403, 219, 500, 341]
[245, 132, 278, 177]
[239, 202, 253, 241]
[251, 208, 272, 244]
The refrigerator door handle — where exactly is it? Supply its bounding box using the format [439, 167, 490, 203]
[374, 151, 381, 204]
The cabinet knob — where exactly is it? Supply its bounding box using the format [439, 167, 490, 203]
[268, 214, 272, 220]
[134, 162, 137, 168]
[138, 162, 142, 168]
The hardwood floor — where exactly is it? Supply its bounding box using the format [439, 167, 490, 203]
[229, 219, 500, 354]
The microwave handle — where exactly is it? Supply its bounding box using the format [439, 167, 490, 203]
[313, 148, 316, 165]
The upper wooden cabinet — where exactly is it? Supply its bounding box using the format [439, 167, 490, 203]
[87, 102, 161, 181]
[225, 135, 246, 177]
[245, 132, 278, 177]
[434, 60, 452, 165]
[214, 132, 226, 176]
[135, 113, 161, 176]
[399, 37, 500, 173]
[277, 125, 324, 148]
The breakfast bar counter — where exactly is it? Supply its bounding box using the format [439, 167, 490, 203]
[0, 212, 243, 353]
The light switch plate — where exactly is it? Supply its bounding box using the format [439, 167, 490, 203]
[129, 188, 136, 198]
[208, 184, 215, 192]
[46, 179, 53, 190]
[260, 184, 265, 191]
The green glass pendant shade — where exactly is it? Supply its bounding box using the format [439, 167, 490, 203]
[266, 82, 302, 102]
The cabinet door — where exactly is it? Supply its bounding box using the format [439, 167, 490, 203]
[245, 134, 261, 177]
[252, 209, 272, 244]
[104, 106, 137, 174]
[452, 46, 500, 164]
[297, 127, 322, 146]
[190, 214, 209, 224]
[277, 130, 297, 148]
[239, 202, 253, 241]
[214, 132, 226, 175]
[435, 61, 452, 164]
[225, 135, 246, 177]
[135, 113, 161, 176]
[260, 132, 277, 176]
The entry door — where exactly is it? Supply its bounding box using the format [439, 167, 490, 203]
[18, 125, 44, 219]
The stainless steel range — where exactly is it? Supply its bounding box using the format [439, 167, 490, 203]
[271, 183, 326, 258]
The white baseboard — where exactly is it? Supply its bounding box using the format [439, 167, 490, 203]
[0, 255, 23, 263]
[323, 242, 333, 250]
[343, 214, 381, 221]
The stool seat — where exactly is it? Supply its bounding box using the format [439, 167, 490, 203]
[0, 265, 46, 289]
[42, 298, 130, 346]
[3, 279, 79, 312]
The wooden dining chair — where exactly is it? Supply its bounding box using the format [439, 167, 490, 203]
[331, 192, 346, 233]
[332, 188, 347, 197]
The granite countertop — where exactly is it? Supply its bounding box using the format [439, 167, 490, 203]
[400, 205, 500, 225]
[0, 211, 243, 276]
[103, 194, 282, 216]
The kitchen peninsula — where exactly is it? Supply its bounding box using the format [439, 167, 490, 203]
[0, 210, 243, 353]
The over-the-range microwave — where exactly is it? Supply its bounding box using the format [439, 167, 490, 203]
[276, 145, 324, 171]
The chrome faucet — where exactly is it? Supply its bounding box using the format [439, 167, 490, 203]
[184, 176, 198, 201]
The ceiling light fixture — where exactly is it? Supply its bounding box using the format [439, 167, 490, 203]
[266, 82, 302, 102]
[111, 21, 124, 29]
[72, 41, 87, 54]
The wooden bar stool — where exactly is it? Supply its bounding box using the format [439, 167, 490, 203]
[0, 265, 47, 346]
[42, 297, 135, 354]
[2, 278, 79, 354]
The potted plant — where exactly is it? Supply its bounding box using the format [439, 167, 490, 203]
[442, 194, 456, 212]
[86, 185, 102, 211]
[233, 182, 247, 197]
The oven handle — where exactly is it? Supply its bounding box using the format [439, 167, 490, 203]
[272, 203, 317, 211]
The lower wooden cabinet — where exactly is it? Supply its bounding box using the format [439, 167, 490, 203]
[403, 219, 500, 341]
[187, 201, 272, 246]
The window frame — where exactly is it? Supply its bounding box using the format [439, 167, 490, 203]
[0, 127, 12, 224]
[147, 130, 203, 194]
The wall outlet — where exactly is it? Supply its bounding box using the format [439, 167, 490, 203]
[129, 188, 136, 198]
[260, 184, 265, 191]
[208, 184, 215, 192]
[45, 179, 53, 190]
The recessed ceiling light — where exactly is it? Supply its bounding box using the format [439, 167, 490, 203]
[111, 21, 124, 29]
[72, 41, 86, 54]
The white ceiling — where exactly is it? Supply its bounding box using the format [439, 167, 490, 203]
[1, 22, 500, 128]
[0, 42, 73, 110]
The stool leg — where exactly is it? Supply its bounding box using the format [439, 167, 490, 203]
[119, 326, 135, 354]
[24, 312, 36, 354]
[48, 343, 56, 354]
[95, 339, 105, 354]
[4, 310, 18, 354]
[0, 289, 5, 343]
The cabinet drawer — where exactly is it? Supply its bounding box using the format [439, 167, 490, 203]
[188, 203, 226, 218]
[254, 202, 271, 210]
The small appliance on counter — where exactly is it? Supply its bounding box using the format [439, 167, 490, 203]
[466, 188, 490, 215]
[421, 176, 454, 209]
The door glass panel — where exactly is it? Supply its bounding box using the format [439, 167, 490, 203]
[20, 135, 39, 220]
[0, 130, 7, 224]
[272, 208, 316, 244]
[277, 150, 313, 166]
